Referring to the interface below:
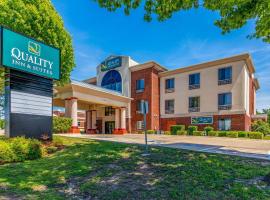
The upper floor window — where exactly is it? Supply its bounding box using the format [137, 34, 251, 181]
[165, 78, 175, 93]
[165, 99, 174, 114]
[189, 96, 200, 112]
[189, 73, 200, 90]
[218, 92, 232, 110]
[101, 70, 122, 92]
[136, 79, 145, 92]
[218, 67, 232, 85]
[105, 106, 115, 116]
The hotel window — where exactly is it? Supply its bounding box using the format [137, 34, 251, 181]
[165, 99, 174, 114]
[218, 118, 231, 131]
[218, 93, 232, 110]
[105, 106, 115, 116]
[189, 97, 200, 112]
[136, 121, 145, 130]
[136, 79, 145, 92]
[189, 73, 200, 90]
[218, 67, 232, 85]
[136, 100, 143, 114]
[165, 78, 175, 93]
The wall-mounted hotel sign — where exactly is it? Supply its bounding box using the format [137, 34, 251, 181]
[100, 57, 122, 72]
[191, 116, 213, 125]
[0, 27, 60, 140]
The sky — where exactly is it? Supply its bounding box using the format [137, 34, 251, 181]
[51, 0, 270, 111]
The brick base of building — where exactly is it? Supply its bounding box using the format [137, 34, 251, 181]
[160, 114, 251, 131]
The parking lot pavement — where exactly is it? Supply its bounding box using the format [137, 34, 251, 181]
[60, 133, 270, 160]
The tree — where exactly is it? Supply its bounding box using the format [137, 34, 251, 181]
[94, 0, 270, 43]
[261, 108, 270, 124]
[0, 0, 75, 85]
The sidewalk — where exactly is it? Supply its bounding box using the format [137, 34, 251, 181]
[58, 133, 270, 160]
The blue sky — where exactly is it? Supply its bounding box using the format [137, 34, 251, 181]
[52, 0, 270, 111]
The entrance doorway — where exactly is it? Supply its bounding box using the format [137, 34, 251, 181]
[105, 121, 115, 134]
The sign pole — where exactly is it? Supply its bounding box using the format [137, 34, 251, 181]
[142, 100, 149, 156]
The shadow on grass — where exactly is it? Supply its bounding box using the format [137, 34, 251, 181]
[1, 139, 270, 200]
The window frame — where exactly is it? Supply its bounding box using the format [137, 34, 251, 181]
[136, 79, 145, 93]
[189, 96, 200, 112]
[165, 78, 175, 93]
[218, 66, 232, 85]
[105, 106, 115, 116]
[218, 92, 232, 110]
[218, 118, 231, 131]
[189, 73, 200, 90]
[165, 99, 175, 114]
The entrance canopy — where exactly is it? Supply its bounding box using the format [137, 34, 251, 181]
[54, 80, 132, 109]
[53, 80, 132, 133]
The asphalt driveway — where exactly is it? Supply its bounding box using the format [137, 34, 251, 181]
[59, 133, 270, 160]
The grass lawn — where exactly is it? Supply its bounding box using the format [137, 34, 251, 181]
[1, 136, 270, 199]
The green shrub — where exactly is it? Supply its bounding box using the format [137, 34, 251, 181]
[164, 131, 171, 135]
[208, 131, 218, 136]
[0, 141, 15, 163]
[46, 146, 58, 154]
[170, 125, 185, 135]
[264, 135, 270, 140]
[248, 132, 264, 139]
[217, 131, 227, 137]
[0, 119, 5, 129]
[176, 130, 187, 135]
[27, 139, 42, 160]
[53, 137, 64, 147]
[251, 120, 270, 136]
[238, 131, 248, 138]
[226, 131, 238, 138]
[10, 137, 29, 162]
[193, 131, 204, 136]
[53, 117, 72, 133]
[204, 126, 214, 135]
[147, 130, 156, 134]
[187, 126, 198, 135]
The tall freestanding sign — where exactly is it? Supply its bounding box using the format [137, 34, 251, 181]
[0, 27, 60, 139]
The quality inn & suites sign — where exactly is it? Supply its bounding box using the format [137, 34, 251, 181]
[0, 27, 60, 139]
[1, 27, 60, 80]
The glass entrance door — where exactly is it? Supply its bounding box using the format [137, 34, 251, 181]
[105, 121, 115, 134]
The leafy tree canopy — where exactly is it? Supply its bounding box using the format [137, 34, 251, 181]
[95, 0, 270, 43]
[0, 0, 75, 85]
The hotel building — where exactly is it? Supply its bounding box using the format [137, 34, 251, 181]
[54, 53, 261, 134]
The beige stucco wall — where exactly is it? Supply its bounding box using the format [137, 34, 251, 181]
[160, 60, 250, 118]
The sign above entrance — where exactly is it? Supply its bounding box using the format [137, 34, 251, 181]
[191, 116, 213, 124]
[100, 57, 122, 72]
[0, 27, 60, 80]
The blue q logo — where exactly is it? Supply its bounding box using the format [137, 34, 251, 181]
[28, 41, 41, 56]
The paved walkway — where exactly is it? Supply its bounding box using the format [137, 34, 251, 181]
[59, 133, 270, 160]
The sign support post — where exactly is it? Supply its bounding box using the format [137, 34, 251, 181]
[141, 100, 149, 156]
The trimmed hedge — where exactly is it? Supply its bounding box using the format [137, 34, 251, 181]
[204, 126, 214, 135]
[187, 126, 198, 135]
[53, 117, 72, 133]
[170, 125, 185, 135]
[164, 131, 171, 135]
[208, 131, 219, 136]
[226, 131, 238, 138]
[193, 131, 204, 136]
[176, 130, 187, 135]
[147, 130, 156, 134]
[248, 132, 264, 139]
[0, 137, 42, 164]
[217, 131, 227, 137]
[238, 131, 248, 138]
